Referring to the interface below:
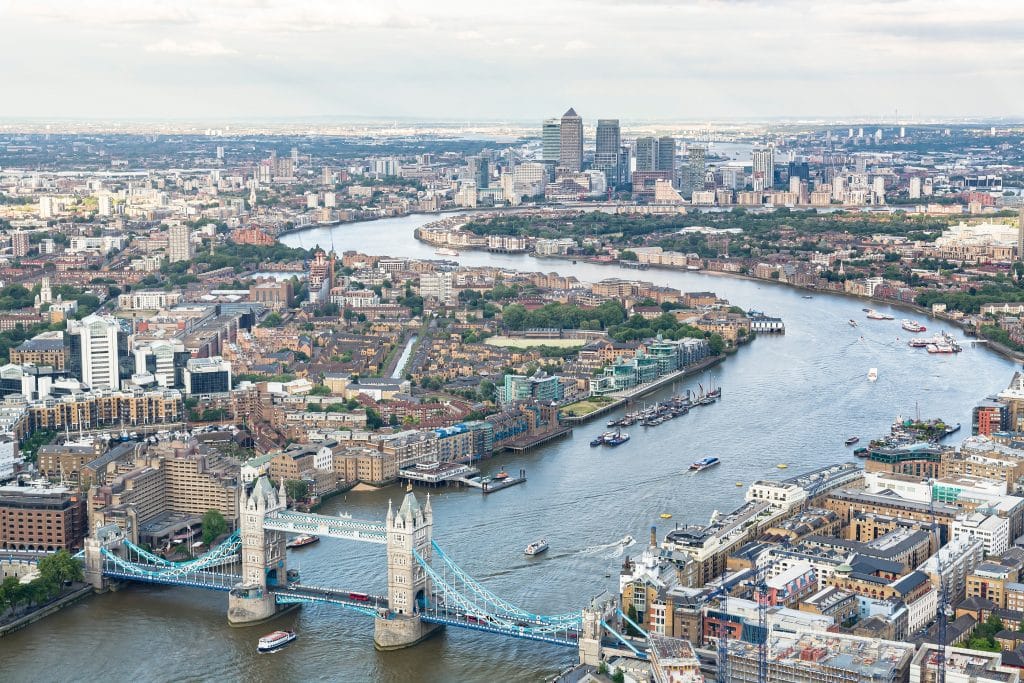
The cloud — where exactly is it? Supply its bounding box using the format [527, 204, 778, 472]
[145, 39, 237, 56]
[12, 1, 199, 26]
[563, 39, 593, 52]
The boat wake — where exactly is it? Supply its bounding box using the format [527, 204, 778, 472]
[580, 535, 637, 558]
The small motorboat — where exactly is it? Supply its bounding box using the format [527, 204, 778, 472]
[524, 539, 549, 556]
[845, 436, 860, 446]
[777, 464, 788, 469]
[660, 513, 673, 519]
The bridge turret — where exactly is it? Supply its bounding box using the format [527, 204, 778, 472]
[228, 475, 288, 626]
[374, 487, 443, 650]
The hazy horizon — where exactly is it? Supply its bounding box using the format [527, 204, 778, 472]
[2, 0, 1023, 122]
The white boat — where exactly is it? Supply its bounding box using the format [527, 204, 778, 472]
[868, 368, 878, 382]
[901, 320, 926, 333]
[257, 630, 297, 653]
[848, 319, 858, 327]
[434, 247, 460, 257]
[524, 539, 549, 556]
[866, 310, 889, 320]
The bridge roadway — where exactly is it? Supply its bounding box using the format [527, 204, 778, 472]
[270, 583, 388, 612]
[102, 567, 240, 591]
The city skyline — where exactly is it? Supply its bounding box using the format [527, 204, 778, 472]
[2, 0, 1024, 121]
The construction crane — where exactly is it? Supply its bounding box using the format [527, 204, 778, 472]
[754, 563, 769, 683]
[930, 494, 949, 683]
[710, 582, 730, 683]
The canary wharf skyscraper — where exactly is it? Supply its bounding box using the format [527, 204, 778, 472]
[559, 108, 583, 173]
[595, 119, 621, 186]
[542, 118, 561, 164]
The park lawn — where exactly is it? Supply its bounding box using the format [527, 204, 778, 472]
[560, 396, 616, 417]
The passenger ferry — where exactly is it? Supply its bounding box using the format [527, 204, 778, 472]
[901, 320, 926, 333]
[434, 247, 460, 257]
[524, 539, 549, 556]
[257, 630, 297, 653]
[690, 456, 720, 472]
[286, 534, 320, 549]
[865, 310, 894, 320]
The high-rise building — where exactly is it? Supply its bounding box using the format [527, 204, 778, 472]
[685, 146, 706, 196]
[97, 194, 112, 217]
[11, 230, 29, 258]
[635, 137, 658, 172]
[322, 166, 333, 186]
[512, 163, 548, 198]
[167, 223, 193, 263]
[134, 340, 189, 388]
[752, 145, 775, 191]
[594, 119, 621, 187]
[559, 108, 583, 173]
[909, 176, 922, 200]
[542, 119, 561, 164]
[619, 145, 633, 185]
[183, 357, 233, 395]
[657, 136, 676, 177]
[1018, 208, 1024, 262]
[467, 156, 489, 188]
[67, 314, 130, 391]
[216, 146, 225, 160]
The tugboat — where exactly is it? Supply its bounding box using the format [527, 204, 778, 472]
[524, 539, 549, 556]
[605, 430, 630, 447]
[257, 630, 297, 653]
[286, 534, 320, 549]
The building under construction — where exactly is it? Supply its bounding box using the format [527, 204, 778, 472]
[726, 631, 914, 683]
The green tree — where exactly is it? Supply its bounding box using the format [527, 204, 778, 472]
[708, 333, 726, 355]
[37, 549, 83, 588]
[201, 509, 228, 545]
[285, 480, 309, 502]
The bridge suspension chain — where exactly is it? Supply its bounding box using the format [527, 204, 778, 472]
[430, 540, 582, 625]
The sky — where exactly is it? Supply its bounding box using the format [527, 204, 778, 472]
[1, 0, 1023, 123]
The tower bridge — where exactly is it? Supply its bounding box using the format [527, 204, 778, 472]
[82, 475, 639, 662]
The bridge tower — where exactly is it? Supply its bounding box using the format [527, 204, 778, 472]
[579, 598, 605, 666]
[228, 476, 288, 626]
[83, 523, 126, 591]
[374, 488, 443, 650]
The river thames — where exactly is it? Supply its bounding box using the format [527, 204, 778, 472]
[5, 214, 1019, 683]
